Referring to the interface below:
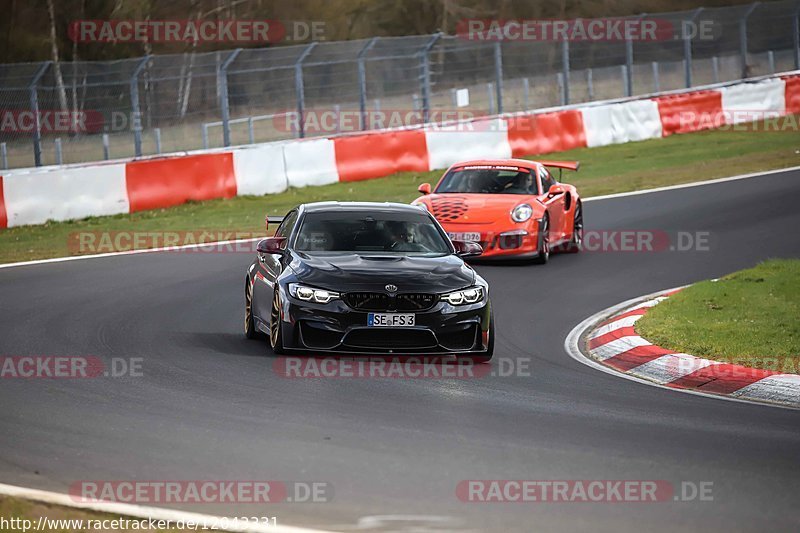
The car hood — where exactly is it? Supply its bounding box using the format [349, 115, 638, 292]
[289, 252, 475, 292]
[424, 193, 539, 224]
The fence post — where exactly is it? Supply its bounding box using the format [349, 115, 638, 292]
[420, 33, 442, 124]
[493, 40, 504, 114]
[1, 142, 7, 170]
[712, 56, 720, 83]
[54, 138, 62, 165]
[294, 43, 317, 139]
[358, 37, 378, 131]
[28, 61, 50, 167]
[219, 48, 242, 147]
[561, 39, 570, 105]
[625, 14, 645, 97]
[683, 8, 703, 88]
[652, 61, 660, 92]
[154, 127, 162, 154]
[130, 56, 149, 157]
[102, 134, 110, 160]
[795, 3, 800, 70]
[523, 78, 530, 109]
[740, 3, 760, 77]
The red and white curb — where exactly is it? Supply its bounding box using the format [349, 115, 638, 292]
[565, 287, 800, 409]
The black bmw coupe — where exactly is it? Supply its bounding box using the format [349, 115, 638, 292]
[244, 202, 493, 361]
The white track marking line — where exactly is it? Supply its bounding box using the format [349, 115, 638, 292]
[582, 164, 800, 203]
[730, 374, 800, 405]
[565, 286, 800, 410]
[2, 166, 800, 270]
[0, 482, 331, 533]
[589, 314, 643, 339]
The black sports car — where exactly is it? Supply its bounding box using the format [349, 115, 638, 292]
[244, 202, 493, 361]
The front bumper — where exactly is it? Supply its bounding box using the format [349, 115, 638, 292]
[279, 296, 492, 355]
[445, 223, 541, 258]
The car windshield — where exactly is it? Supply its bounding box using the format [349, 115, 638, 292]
[295, 210, 452, 255]
[436, 167, 539, 195]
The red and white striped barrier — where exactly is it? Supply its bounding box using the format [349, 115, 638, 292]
[587, 288, 800, 407]
[1, 72, 798, 229]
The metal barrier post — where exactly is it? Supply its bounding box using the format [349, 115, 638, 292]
[130, 56, 149, 157]
[358, 37, 378, 131]
[740, 3, 760, 77]
[54, 138, 62, 165]
[1, 142, 7, 170]
[219, 48, 242, 147]
[420, 33, 442, 124]
[684, 9, 704, 88]
[154, 128, 162, 154]
[795, 3, 800, 69]
[494, 40, 504, 114]
[28, 61, 50, 167]
[625, 14, 646, 97]
[561, 39, 570, 105]
[102, 134, 110, 160]
[294, 43, 317, 138]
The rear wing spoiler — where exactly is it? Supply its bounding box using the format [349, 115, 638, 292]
[539, 160, 580, 172]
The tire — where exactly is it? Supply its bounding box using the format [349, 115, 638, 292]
[564, 201, 583, 254]
[269, 289, 286, 355]
[531, 214, 550, 265]
[468, 311, 494, 364]
[244, 277, 260, 340]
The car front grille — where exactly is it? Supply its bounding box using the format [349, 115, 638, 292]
[343, 292, 437, 312]
[343, 328, 438, 350]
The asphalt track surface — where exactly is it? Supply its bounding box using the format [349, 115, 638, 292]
[1, 169, 799, 532]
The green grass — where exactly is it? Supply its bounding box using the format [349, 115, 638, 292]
[636, 259, 800, 374]
[1, 117, 799, 264]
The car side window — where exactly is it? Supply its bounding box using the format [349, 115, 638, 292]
[275, 210, 298, 238]
[540, 167, 556, 193]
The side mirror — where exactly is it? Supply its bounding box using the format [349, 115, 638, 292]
[418, 183, 431, 195]
[548, 183, 567, 196]
[452, 240, 483, 258]
[257, 237, 286, 256]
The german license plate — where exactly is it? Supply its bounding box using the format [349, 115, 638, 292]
[368, 313, 416, 327]
[448, 232, 481, 242]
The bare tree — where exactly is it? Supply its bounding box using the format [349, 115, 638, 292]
[46, 0, 69, 114]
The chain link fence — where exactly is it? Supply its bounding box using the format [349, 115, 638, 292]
[0, 1, 798, 170]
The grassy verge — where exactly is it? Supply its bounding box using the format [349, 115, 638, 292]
[0, 495, 190, 532]
[636, 259, 800, 374]
[1, 117, 798, 264]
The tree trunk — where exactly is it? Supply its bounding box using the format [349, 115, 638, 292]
[46, 0, 69, 114]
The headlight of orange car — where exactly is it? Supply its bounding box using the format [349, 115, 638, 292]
[511, 204, 533, 222]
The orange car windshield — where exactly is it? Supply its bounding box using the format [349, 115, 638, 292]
[436, 168, 539, 195]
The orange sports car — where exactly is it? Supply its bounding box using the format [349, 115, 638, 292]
[411, 159, 582, 262]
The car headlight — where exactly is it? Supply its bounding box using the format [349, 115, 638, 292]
[511, 204, 533, 222]
[289, 283, 339, 304]
[441, 286, 484, 305]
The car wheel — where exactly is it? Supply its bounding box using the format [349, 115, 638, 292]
[531, 214, 550, 264]
[564, 201, 583, 253]
[244, 277, 260, 340]
[269, 290, 286, 355]
[468, 311, 494, 364]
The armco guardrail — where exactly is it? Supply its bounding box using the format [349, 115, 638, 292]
[0, 71, 798, 229]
